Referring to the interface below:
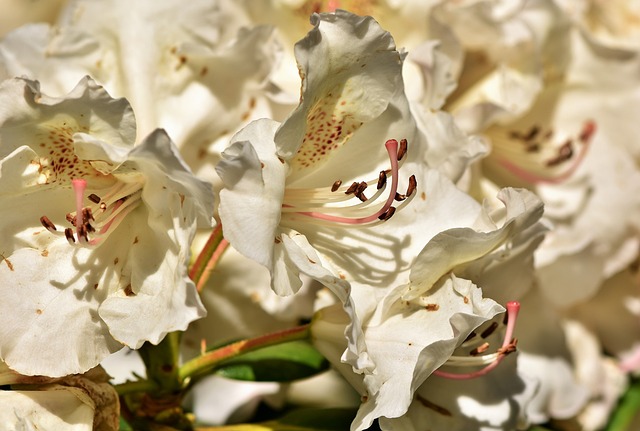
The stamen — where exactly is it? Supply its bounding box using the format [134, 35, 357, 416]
[397, 138, 408, 161]
[345, 182, 359, 195]
[463, 331, 477, 343]
[378, 206, 395, 221]
[356, 192, 368, 202]
[499, 120, 595, 185]
[331, 180, 342, 192]
[470, 342, 490, 356]
[40, 216, 57, 232]
[406, 175, 417, 197]
[480, 322, 499, 339]
[291, 139, 403, 225]
[377, 170, 387, 189]
[354, 182, 368, 196]
[64, 228, 75, 245]
[82, 208, 94, 222]
[60, 180, 143, 246]
[545, 140, 573, 167]
[433, 301, 521, 380]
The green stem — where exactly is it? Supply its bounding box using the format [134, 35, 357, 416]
[189, 224, 226, 291]
[179, 324, 311, 382]
[114, 379, 159, 396]
[606, 379, 640, 431]
[138, 331, 182, 393]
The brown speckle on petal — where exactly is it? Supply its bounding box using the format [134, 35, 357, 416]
[1, 254, 14, 271]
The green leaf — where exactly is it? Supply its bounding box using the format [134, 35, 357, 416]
[606, 378, 640, 431]
[119, 416, 134, 431]
[215, 341, 329, 382]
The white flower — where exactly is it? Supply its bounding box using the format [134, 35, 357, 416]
[0, 0, 279, 179]
[216, 14, 498, 393]
[0, 76, 213, 377]
[557, 0, 640, 51]
[217, 10, 485, 299]
[217, 11, 425, 297]
[431, 2, 640, 307]
[312, 186, 545, 431]
[568, 266, 640, 366]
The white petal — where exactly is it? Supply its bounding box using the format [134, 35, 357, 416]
[0, 388, 95, 431]
[217, 119, 287, 275]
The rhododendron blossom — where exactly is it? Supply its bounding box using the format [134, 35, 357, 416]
[0, 77, 212, 377]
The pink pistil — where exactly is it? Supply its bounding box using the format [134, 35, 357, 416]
[296, 139, 400, 224]
[433, 301, 521, 380]
[72, 179, 87, 238]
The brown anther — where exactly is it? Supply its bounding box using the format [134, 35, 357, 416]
[77, 224, 89, 243]
[82, 208, 94, 221]
[64, 228, 75, 244]
[85, 222, 96, 234]
[470, 342, 490, 356]
[356, 192, 368, 202]
[66, 213, 76, 225]
[40, 216, 57, 232]
[525, 143, 540, 153]
[523, 125, 540, 141]
[497, 339, 518, 355]
[545, 141, 573, 167]
[397, 138, 408, 161]
[345, 182, 359, 195]
[354, 181, 368, 196]
[464, 331, 477, 342]
[331, 180, 342, 192]
[377, 170, 387, 189]
[100, 202, 107, 211]
[406, 175, 417, 197]
[394, 192, 406, 202]
[481, 322, 499, 339]
[88, 193, 101, 204]
[378, 206, 396, 221]
[425, 303, 439, 311]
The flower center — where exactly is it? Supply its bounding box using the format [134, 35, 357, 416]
[35, 120, 116, 188]
[433, 301, 520, 380]
[33, 118, 143, 245]
[40, 177, 143, 246]
[281, 138, 416, 226]
[489, 120, 596, 185]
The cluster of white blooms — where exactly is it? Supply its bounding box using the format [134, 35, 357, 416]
[0, 1, 639, 430]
